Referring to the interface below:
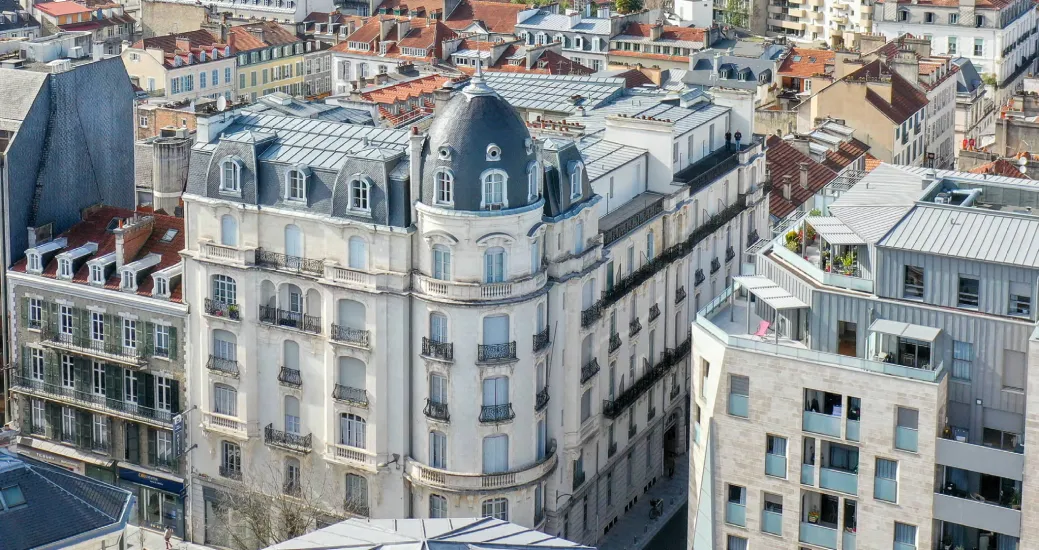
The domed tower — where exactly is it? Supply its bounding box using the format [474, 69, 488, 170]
[407, 71, 557, 526]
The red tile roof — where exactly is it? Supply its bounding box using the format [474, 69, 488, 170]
[35, 1, 91, 16]
[229, 21, 302, 50]
[822, 138, 869, 172]
[360, 74, 453, 103]
[864, 153, 882, 172]
[778, 47, 834, 78]
[969, 159, 1031, 179]
[847, 60, 928, 123]
[613, 68, 655, 88]
[618, 22, 708, 43]
[11, 207, 185, 302]
[766, 135, 839, 219]
[445, 0, 527, 33]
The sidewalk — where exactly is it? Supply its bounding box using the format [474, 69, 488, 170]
[125, 525, 216, 550]
[597, 454, 690, 550]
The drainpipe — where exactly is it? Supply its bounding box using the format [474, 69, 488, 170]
[951, 188, 984, 206]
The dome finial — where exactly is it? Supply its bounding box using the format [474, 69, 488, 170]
[464, 58, 494, 97]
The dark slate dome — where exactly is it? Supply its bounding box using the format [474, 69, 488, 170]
[420, 74, 536, 211]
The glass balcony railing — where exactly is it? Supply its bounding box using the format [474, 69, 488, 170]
[819, 467, 858, 495]
[895, 426, 918, 452]
[762, 509, 782, 535]
[765, 453, 787, 478]
[799, 522, 838, 549]
[802, 411, 841, 437]
[843, 531, 856, 550]
[725, 502, 746, 526]
[801, 463, 815, 485]
[728, 393, 749, 418]
[874, 477, 897, 502]
[846, 419, 860, 442]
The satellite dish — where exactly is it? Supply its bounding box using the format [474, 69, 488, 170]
[216, 95, 228, 111]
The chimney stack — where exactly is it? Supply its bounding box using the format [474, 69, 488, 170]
[798, 162, 810, 189]
[114, 215, 155, 270]
[782, 175, 793, 200]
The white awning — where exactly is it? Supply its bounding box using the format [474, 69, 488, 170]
[868, 319, 941, 342]
[733, 275, 809, 310]
[805, 216, 866, 245]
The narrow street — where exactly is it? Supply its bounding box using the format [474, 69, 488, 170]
[598, 455, 689, 550]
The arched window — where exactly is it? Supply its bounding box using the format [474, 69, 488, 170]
[570, 162, 583, 199]
[484, 247, 506, 283]
[220, 215, 237, 246]
[220, 159, 241, 192]
[212, 329, 236, 366]
[287, 169, 306, 201]
[527, 162, 538, 199]
[340, 413, 366, 448]
[482, 434, 509, 473]
[213, 383, 237, 415]
[430, 312, 448, 342]
[581, 333, 594, 366]
[350, 179, 370, 211]
[429, 494, 447, 518]
[432, 245, 451, 280]
[282, 283, 303, 314]
[348, 236, 367, 269]
[211, 274, 236, 304]
[345, 474, 368, 514]
[284, 395, 300, 434]
[435, 170, 453, 204]
[429, 430, 447, 468]
[337, 299, 366, 331]
[337, 356, 366, 391]
[284, 224, 303, 259]
[482, 171, 505, 209]
[481, 497, 508, 520]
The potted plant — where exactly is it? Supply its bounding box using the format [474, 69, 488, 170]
[1010, 491, 1021, 510]
[807, 508, 820, 523]
[229, 304, 240, 317]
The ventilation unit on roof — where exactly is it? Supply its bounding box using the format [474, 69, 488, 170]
[934, 192, 951, 205]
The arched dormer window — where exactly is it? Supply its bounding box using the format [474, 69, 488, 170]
[435, 169, 454, 204]
[527, 162, 538, 200]
[481, 170, 507, 210]
[220, 158, 242, 194]
[350, 177, 371, 212]
[286, 167, 308, 201]
[570, 162, 584, 200]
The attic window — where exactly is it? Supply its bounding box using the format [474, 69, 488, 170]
[26, 252, 41, 273]
[155, 276, 170, 297]
[0, 485, 26, 510]
[792, 55, 802, 62]
[486, 144, 501, 161]
[121, 269, 136, 290]
[90, 264, 105, 284]
[160, 229, 179, 242]
[58, 258, 73, 279]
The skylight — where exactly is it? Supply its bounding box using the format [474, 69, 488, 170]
[161, 228, 179, 242]
[0, 485, 26, 509]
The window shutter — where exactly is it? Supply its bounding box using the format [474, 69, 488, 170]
[170, 379, 180, 413]
[46, 402, 60, 439]
[169, 327, 178, 360]
[22, 399, 32, 433]
[126, 422, 140, 462]
[74, 357, 90, 393]
[148, 428, 157, 465]
[106, 365, 123, 402]
[77, 409, 92, 448]
[144, 322, 154, 355]
[20, 297, 28, 326]
[47, 302, 59, 331]
[76, 308, 89, 340]
[141, 373, 155, 409]
[20, 345, 30, 373]
[44, 351, 58, 385]
[105, 314, 117, 349]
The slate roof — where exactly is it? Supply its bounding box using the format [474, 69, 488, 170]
[0, 70, 46, 131]
[480, 72, 625, 114]
[575, 135, 646, 180]
[0, 0, 39, 32]
[846, 60, 928, 123]
[0, 450, 133, 550]
[684, 49, 777, 90]
[778, 47, 834, 78]
[248, 93, 374, 124]
[953, 57, 984, 94]
[766, 135, 839, 219]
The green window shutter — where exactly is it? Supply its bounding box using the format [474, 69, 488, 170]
[144, 322, 154, 356]
[105, 314, 117, 352]
[20, 296, 28, 326]
[170, 379, 180, 414]
[46, 402, 60, 439]
[77, 308, 89, 341]
[21, 345, 30, 373]
[126, 422, 140, 463]
[75, 358, 91, 393]
[147, 428, 157, 465]
[44, 351, 58, 385]
[47, 302, 59, 332]
[22, 398, 32, 433]
[106, 364, 123, 402]
[77, 409, 92, 448]
[141, 373, 155, 409]
[169, 326, 178, 361]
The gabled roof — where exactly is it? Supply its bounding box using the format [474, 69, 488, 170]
[847, 60, 928, 123]
[360, 74, 453, 103]
[778, 47, 834, 78]
[613, 22, 708, 47]
[34, 1, 91, 16]
[821, 138, 868, 172]
[229, 21, 301, 50]
[766, 135, 839, 219]
[132, 28, 220, 52]
[398, 20, 456, 53]
[969, 159, 1031, 179]
[444, 0, 527, 33]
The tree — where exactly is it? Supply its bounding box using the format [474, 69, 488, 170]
[723, 0, 748, 28]
[615, 0, 643, 14]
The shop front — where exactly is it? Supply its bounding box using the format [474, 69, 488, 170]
[117, 464, 186, 539]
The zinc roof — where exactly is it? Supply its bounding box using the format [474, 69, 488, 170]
[514, 12, 612, 34]
[804, 216, 866, 245]
[576, 136, 646, 180]
[481, 72, 625, 114]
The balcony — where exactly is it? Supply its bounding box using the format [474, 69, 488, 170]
[332, 384, 368, 407]
[710, 257, 721, 274]
[803, 411, 842, 438]
[344, 498, 370, 517]
[675, 141, 753, 194]
[728, 393, 749, 418]
[325, 443, 377, 472]
[694, 269, 705, 287]
[331, 324, 370, 348]
[765, 453, 787, 478]
[204, 298, 241, 321]
[846, 419, 860, 442]
[324, 264, 377, 290]
[41, 329, 148, 367]
[200, 241, 255, 265]
[771, 239, 874, 293]
[843, 531, 856, 550]
[277, 367, 302, 387]
[580, 358, 600, 384]
[762, 509, 783, 535]
[404, 439, 557, 491]
[581, 302, 603, 328]
[747, 230, 760, 248]
[423, 398, 450, 422]
[629, 317, 642, 337]
[932, 492, 1022, 538]
[533, 328, 550, 352]
[603, 343, 685, 419]
[799, 522, 837, 549]
[477, 342, 517, 363]
[259, 305, 321, 334]
[801, 463, 816, 485]
[935, 436, 1024, 481]
[895, 426, 918, 452]
[725, 246, 735, 263]
[421, 337, 454, 361]
[411, 271, 547, 302]
[874, 476, 897, 502]
[203, 411, 249, 439]
[264, 424, 313, 453]
[608, 333, 621, 353]
[675, 286, 687, 304]
[480, 404, 515, 423]
[648, 304, 660, 322]
[602, 197, 664, 246]
[256, 248, 323, 275]
[819, 467, 857, 495]
[725, 501, 746, 526]
[10, 373, 174, 427]
[207, 355, 240, 378]
[535, 387, 550, 412]
[219, 466, 243, 481]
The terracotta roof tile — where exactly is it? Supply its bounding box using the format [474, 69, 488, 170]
[35, 2, 91, 16]
[848, 60, 928, 123]
[766, 135, 839, 219]
[969, 159, 1031, 179]
[445, 0, 527, 33]
[618, 22, 707, 42]
[864, 153, 882, 172]
[778, 47, 834, 78]
[821, 138, 868, 172]
[229, 21, 302, 50]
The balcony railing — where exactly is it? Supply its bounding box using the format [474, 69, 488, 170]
[479, 403, 515, 423]
[264, 424, 313, 453]
[602, 198, 664, 246]
[204, 298, 241, 320]
[332, 384, 368, 407]
[343, 498, 370, 517]
[207, 355, 240, 378]
[259, 305, 321, 334]
[609, 333, 621, 353]
[11, 373, 174, 426]
[421, 337, 454, 361]
[423, 398, 450, 421]
[535, 387, 550, 412]
[256, 248, 324, 275]
[747, 229, 760, 247]
[404, 439, 557, 492]
[203, 411, 249, 438]
[331, 324, 370, 347]
[278, 367, 302, 387]
[603, 342, 686, 419]
[42, 329, 148, 366]
[533, 328, 550, 352]
[477, 342, 517, 363]
[710, 257, 721, 274]
[725, 246, 736, 262]
[694, 269, 706, 287]
[629, 317, 642, 337]
[411, 271, 548, 301]
[819, 467, 858, 495]
[648, 303, 660, 322]
[675, 286, 687, 304]
[581, 302, 603, 328]
[219, 466, 243, 481]
[675, 144, 744, 194]
[580, 358, 600, 384]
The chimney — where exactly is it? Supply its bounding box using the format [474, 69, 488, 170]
[433, 85, 453, 114]
[227, 30, 235, 50]
[114, 214, 155, 270]
[798, 162, 810, 189]
[788, 136, 811, 157]
[711, 51, 721, 78]
[781, 175, 792, 200]
[650, 23, 663, 41]
[567, 9, 581, 28]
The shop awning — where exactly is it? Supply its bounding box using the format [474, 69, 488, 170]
[805, 216, 866, 245]
[868, 319, 941, 342]
[733, 275, 809, 310]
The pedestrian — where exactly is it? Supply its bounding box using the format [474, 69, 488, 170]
[164, 527, 174, 550]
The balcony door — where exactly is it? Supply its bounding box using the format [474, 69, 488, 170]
[285, 224, 303, 259]
[482, 377, 509, 407]
[483, 315, 509, 346]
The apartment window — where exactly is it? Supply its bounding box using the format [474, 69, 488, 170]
[93, 414, 108, 447]
[949, 13, 959, 24]
[895, 407, 919, 451]
[726, 484, 746, 526]
[482, 434, 509, 474]
[580, 389, 592, 423]
[894, 523, 917, 548]
[948, 36, 958, 54]
[350, 179, 370, 211]
[340, 413, 366, 448]
[214, 384, 237, 416]
[482, 171, 505, 208]
[31, 399, 44, 430]
[957, 276, 979, 308]
[61, 355, 75, 389]
[974, 38, 984, 56]
[726, 536, 748, 550]
[728, 374, 749, 418]
[765, 434, 786, 476]
[122, 318, 137, 350]
[924, 11, 934, 22]
[220, 160, 241, 192]
[284, 395, 301, 434]
[91, 361, 105, 396]
[429, 430, 447, 469]
[27, 298, 42, 329]
[287, 170, 306, 201]
[155, 277, 169, 297]
[952, 341, 973, 380]
[432, 246, 451, 280]
[221, 441, 241, 475]
[59, 306, 74, 337]
[975, 14, 984, 26]
[90, 265, 104, 284]
[484, 248, 506, 283]
[1003, 349, 1026, 391]
[482, 498, 508, 521]
[435, 170, 453, 204]
[139, 115, 149, 128]
[1009, 282, 1031, 317]
[574, 221, 584, 255]
[570, 162, 583, 199]
[527, 163, 538, 199]
[430, 494, 447, 518]
[125, 371, 138, 404]
[212, 274, 236, 304]
[58, 259, 73, 278]
[30, 348, 44, 381]
[60, 406, 75, 441]
[646, 230, 655, 260]
[156, 376, 172, 412]
[875, 458, 898, 502]
[903, 265, 924, 299]
[91, 312, 105, 341]
[897, 9, 908, 21]
[154, 325, 170, 358]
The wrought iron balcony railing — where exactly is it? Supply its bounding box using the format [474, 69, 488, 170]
[204, 298, 241, 320]
[219, 465, 242, 481]
[675, 286, 687, 304]
[264, 423, 313, 453]
[260, 305, 321, 334]
[710, 257, 721, 274]
[694, 269, 706, 287]
[423, 398, 450, 421]
[609, 333, 622, 353]
[479, 403, 515, 423]
[580, 358, 600, 384]
[332, 384, 369, 407]
[581, 302, 603, 328]
[331, 324, 370, 347]
[256, 248, 324, 275]
[11, 373, 174, 425]
[421, 337, 454, 361]
[629, 317, 642, 337]
[725, 245, 736, 262]
[533, 328, 550, 352]
[278, 367, 302, 387]
[42, 329, 148, 366]
[648, 303, 661, 322]
[535, 386, 550, 411]
[207, 355, 240, 378]
[477, 342, 517, 363]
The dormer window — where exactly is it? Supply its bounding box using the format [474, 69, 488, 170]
[350, 178, 371, 212]
[90, 264, 105, 284]
[221, 158, 242, 194]
[58, 258, 73, 279]
[528, 162, 538, 199]
[121, 269, 136, 290]
[486, 144, 501, 161]
[570, 162, 584, 200]
[155, 276, 170, 297]
[287, 168, 307, 201]
[482, 170, 507, 210]
[27, 252, 41, 273]
[435, 169, 454, 204]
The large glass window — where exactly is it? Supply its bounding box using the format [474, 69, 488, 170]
[483, 172, 505, 207]
[481, 498, 508, 521]
[212, 275, 237, 304]
[340, 413, 366, 448]
[482, 434, 509, 473]
[952, 341, 973, 381]
[214, 384, 237, 416]
[432, 245, 451, 280]
[430, 494, 447, 518]
[957, 276, 979, 308]
[484, 247, 505, 283]
[903, 265, 924, 299]
[429, 431, 447, 469]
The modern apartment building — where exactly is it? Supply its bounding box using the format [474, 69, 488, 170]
[765, 0, 871, 47]
[6, 207, 189, 538]
[689, 163, 1035, 550]
[177, 66, 765, 546]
